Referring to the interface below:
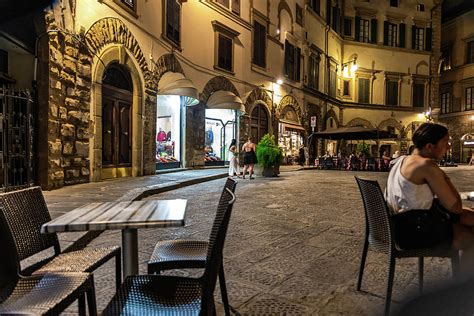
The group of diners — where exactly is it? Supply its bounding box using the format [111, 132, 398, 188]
[315, 150, 401, 171]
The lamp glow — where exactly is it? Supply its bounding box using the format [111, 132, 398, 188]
[276, 79, 283, 85]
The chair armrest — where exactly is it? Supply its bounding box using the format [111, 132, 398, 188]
[62, 230, 105, 253]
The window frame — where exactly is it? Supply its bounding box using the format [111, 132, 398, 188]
[252, 18, 267, 69]
[440, 92, 451, 114]
[114, 0, 138, 17]
[307, 52, 320, 90]
[412, 82, 425, 108]
[164, 0, 181, 47]
[344, 17, 353, 37]
[358, 77, 370, 103]
[216, 0, 240, 16]
[385, 78, 399, 106]
[284, 40, 301, 82]
[415, 27, 425, 50]
[467, 41, 474, 64]
[212, 21, 240, 74]
[359, 18, 370, 43]
[466, 87, 473, 111]
[387, 22, 398, 47]
[308, 0, 321, 15]
[389, 0, 398, 7]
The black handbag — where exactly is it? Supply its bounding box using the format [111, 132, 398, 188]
[391, 199, 453, 250]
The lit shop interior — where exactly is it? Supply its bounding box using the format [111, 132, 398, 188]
[278, 106, 305, 164]
[156, 95, 182, 169]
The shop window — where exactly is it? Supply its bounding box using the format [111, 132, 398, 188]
[205, 109, 236, 164]
[386, 79, 399, 106]
[284, 40, 301, 82]
[250, 104, 268, 143]
[358, 78, 370, 103]
[309, 0, 320, 14]
[165, 0, 181, 46]
[296, 4, 303, 26]
[344, 18, 352, 37]
[467, 41, 474, 64]
[216, 0, 240, 15]
[252, 20, 266, 68]
[466, 87, 473, 111]
[308, 53, 320, 90]
[384, 22, 397, 47]
[413, 83, 424, 108]
[343, 80, 350, 96]
[156, 95, 181, 169]
[440, 92, 451, 114]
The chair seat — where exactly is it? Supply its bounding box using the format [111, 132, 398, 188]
[148, 240, 208, 273]
[33, 246, 120, 274]
[0, 272, 92, 315]
[396, 242, 456, 258]
[103, 275, 202, 316]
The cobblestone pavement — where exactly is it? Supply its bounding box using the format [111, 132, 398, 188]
[47, 165, 473, 315]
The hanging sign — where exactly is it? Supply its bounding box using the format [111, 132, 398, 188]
[310, 116, 317, 127]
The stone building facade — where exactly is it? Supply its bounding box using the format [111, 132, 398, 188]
[1, 0, 447, 189]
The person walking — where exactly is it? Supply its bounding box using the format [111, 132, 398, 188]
[228, 139, 240, 178]
[242, 136, 257, 179]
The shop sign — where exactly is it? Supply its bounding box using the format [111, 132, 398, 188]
[310, 116, 317, 127]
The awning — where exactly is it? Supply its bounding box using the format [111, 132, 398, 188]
[281, 122, 306, 132]
[313, 126, 392, 140]
[157, 72, 199, 106]
[206, 91, 245, 114]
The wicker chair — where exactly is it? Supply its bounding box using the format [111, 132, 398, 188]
[147, 177, 237, 315]
[103, 187, 237, 315]
[0, 210, 97, 316]
[355, 177, 459, 316]
[0, 187, 121, 289]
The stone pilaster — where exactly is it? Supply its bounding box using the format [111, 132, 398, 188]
[143, 92, 157, 175]
[185, 102, 206, 167]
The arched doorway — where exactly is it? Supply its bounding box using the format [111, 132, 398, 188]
[101, 63, 133, 176]
[250, 104, 268, 143]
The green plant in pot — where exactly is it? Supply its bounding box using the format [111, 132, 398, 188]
[256, 134, 283, 177]
[356, 142, 371, 158]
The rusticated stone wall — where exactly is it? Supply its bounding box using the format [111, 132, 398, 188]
[44, 11, 92, 189]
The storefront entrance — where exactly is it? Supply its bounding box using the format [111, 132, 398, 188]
[204, 109, 236, 166]
[250, 104, 268, 143]
[101, 64, 132, 178]
[156, 95, 181, 169]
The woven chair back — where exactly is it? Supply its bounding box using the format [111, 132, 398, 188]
[0, 186, 60, 261]
[355, 177, 392, 253]
[202, 186, 236, 313]
[0, 209, 21, 301]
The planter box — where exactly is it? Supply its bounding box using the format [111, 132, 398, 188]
[255, 165, 280, 177]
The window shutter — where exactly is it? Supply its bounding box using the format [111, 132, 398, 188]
[399, 23, 405, 48]
[425, 27, 432, 51]
[383, 21, 389, 46]
[355, 16, 360, 41]
[284, 40, 290, 76]
[175, 2, 181, 43]
[370, 19, 377, 44]
[411, 25, 416, 49]
[296, 47, 301, 81]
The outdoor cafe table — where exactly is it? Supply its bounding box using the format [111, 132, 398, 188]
[41, 200, 187, 277]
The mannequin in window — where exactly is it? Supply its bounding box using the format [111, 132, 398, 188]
[157, 128, 167, 142]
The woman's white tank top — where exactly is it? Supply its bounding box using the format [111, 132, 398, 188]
[385, 156, 434, 213]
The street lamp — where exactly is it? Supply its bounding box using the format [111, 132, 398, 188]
[342, 58, 358, 78]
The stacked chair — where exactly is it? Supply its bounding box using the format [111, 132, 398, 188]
[0, 186, 122, 314]
[355, 177, 459, 316]
[103, 178, 237, 315]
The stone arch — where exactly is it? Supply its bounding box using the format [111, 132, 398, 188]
[277, 95, 301, 120]
[200, 76, 240, 103]
[153, 53, 184, 83]
[415, 60, 429, 75]
[85, 17, 156, 92]
[324, 109, 339, 128]
[377, 118, 403, 134]
[244, 87, 273, 114]
[278, 0, 293, 36]
[346, 117, 374, 128]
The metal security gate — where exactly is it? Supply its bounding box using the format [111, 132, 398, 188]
[0, 87, 33, 191]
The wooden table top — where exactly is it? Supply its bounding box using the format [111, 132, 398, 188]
[41, 200, 187, 233]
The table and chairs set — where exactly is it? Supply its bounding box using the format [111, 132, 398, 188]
[0, 178, 237, 315]
[315, 156, 391, 171]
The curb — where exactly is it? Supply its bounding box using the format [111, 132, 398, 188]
[119, 172, 229, 201]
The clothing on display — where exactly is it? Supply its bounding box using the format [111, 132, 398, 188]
[205, 129, 214, 146]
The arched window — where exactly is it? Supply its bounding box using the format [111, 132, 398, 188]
[250, 104, 269, 143]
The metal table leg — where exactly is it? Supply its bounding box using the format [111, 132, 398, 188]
[122, 228, 138, 278]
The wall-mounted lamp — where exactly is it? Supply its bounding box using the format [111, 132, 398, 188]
[422, 108, 433, 122]
[276, 79, 283, 85]
[342, 58, 358, 78]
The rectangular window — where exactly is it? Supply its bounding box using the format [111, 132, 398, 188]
[417, 3, 425, 11]
[252, 21, 266, 68]
[344, 18, 352, 36]
[296, 4, 303, 26]
[467, 87, 473, 111]
[217, 0, 240, 15]
[121, 0, 135, 9]
[329, 69, 337, 97]
[358, 78, 370, 103]
[467, 41, 474, 64]
[390, 0, 398, 7]
[308, 53, 319, 90]
[309, 0, 320, 14]
[359, 19, 370, 43]
[284, 41, 301, 82]
[440, 92, 451, 114]
[442, 48, 452, 71]
[166, 0, 181, 45]
[218, 34, 233, 71]
[387, 23, 397, 47]
[386, 80, 399, 106]
[415, 27, 425, 50]
[413, 83, 425, 108]
[343, 80, 350, 96]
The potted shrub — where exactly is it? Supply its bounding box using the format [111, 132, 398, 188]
[256, 134, 283, 177]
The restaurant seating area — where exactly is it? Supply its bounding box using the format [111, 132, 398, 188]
[315, 157, 391, 171]
[0, 179, 238, 315]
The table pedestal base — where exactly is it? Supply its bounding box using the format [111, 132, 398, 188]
[122, 228, 138, 278]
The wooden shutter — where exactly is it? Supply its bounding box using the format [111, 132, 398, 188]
[399, 23, 405, 48]
[425, 27, 432, 51]
[284, 40, 290, 76]
[411, 25, 416, 49]
[355, 16, 360, 41]
[383, 21, 389, 46]
[296, 47, 301, 82]
[370, 19, 377, 44]
[174, 1, 180, 43]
